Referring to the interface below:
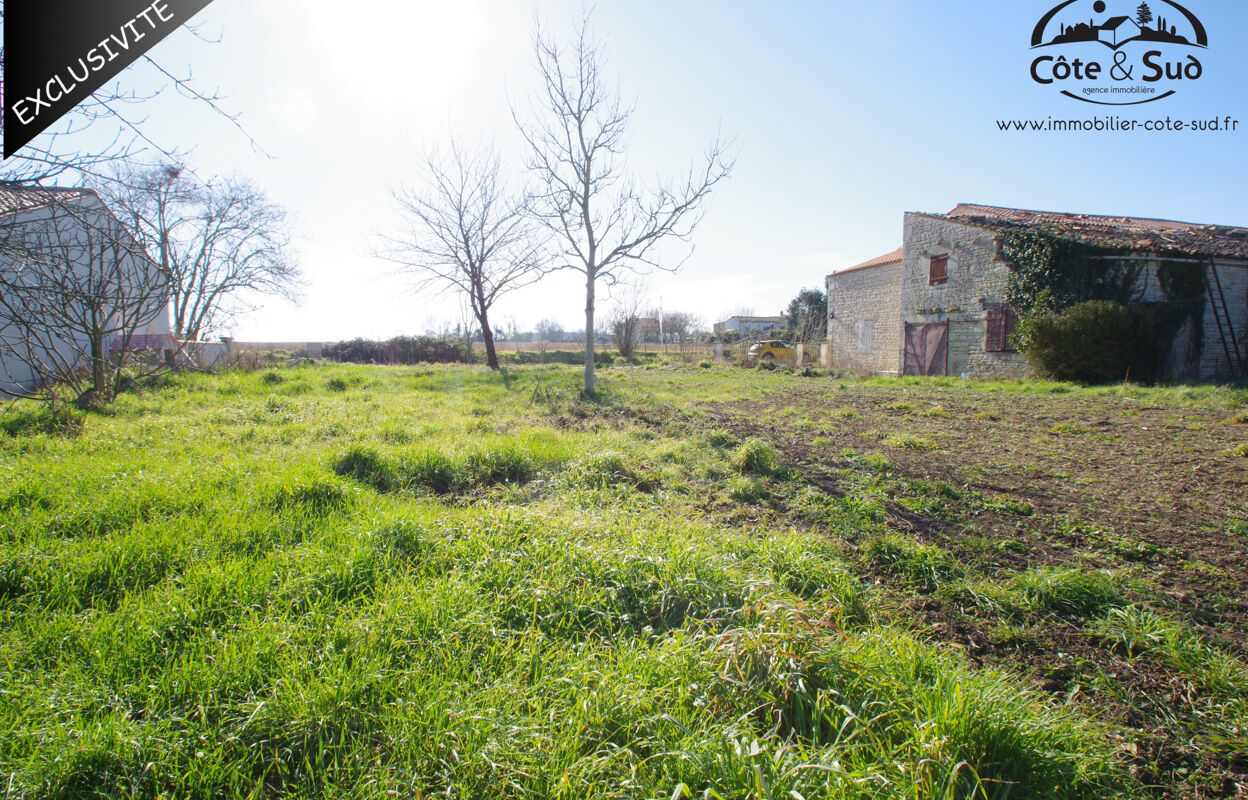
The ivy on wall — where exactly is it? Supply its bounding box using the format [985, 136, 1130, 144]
[1001, 229, 1142, 312]
[1000, 229, 1208, 382]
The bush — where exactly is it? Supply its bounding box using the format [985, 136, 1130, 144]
[325, 336, 470, 365]
[1013, 301, 1158, 384]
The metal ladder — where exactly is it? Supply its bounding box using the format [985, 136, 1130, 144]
[1206, 258, 1243, 379]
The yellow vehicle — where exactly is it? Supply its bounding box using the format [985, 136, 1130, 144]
[746, 339, 809, 364]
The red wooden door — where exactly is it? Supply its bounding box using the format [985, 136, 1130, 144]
[903, 323, 948, 376]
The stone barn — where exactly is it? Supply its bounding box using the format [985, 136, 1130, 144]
[825, 203, 1248, 381]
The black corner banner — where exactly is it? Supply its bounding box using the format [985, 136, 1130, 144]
[2, 0, 215, 158]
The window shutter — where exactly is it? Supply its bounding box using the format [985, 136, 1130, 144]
[929, 255, 948, 285]
[1003, 306, 1018, 351]
[985, 307, 1018, 352]
[985, 308, 1005, 351]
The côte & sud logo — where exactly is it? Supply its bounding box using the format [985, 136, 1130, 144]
[1029, 0, 1207, 105]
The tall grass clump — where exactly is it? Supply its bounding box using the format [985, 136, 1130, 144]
[732, 438, 783, 476]
[1011, 567, 1126, 618]
[700, 618, 1128, 799]
[864, 533, 966, 590]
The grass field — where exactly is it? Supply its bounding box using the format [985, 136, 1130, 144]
[1, 363, 1245, 799]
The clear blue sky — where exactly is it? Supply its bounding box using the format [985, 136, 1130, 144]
[16, 0, 1248, 339]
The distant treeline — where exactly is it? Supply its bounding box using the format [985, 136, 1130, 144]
[324, 337, 471, 365]
[322, 336, 659, 366]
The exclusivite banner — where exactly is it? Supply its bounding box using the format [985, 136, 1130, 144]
[3, 0, 216, 157]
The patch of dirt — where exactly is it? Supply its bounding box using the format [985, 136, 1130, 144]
[680, 380, 1248, 799]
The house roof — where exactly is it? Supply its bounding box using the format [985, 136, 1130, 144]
[935, 203, 1248, 261]
[0, 183, 97, 217]
[1100, 16, 1136, 30]
[829, 247, 904, 277]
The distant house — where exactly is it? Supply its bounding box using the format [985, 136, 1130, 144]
[825, 203, 1248, 381]
[713, 315, 786, 338]
[1098, 16, 1140, 46]
[0, 184, 172, 394]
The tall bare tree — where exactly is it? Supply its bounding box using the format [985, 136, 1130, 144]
[383, 143, 543, 369]
[0, 187, 168, 402]
[99, 164, 298, 341]
[516, 13, 732, 394]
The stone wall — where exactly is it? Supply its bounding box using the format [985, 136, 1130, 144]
[1197, 262, 1248, 380]
[900, 214, 1030, 379]
[825, 260, 903, 374]
[1128, 258, 1248, 381]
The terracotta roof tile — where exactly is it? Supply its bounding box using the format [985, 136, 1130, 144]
[939, 203, 1248, 261]
[830, 247, 904, 277]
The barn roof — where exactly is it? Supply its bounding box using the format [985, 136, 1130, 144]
[829, 247, 904, 278]
[928, 203, 1248, 261]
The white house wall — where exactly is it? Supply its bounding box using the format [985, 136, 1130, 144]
[0, 195, 171, 395]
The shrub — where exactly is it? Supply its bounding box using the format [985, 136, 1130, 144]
[1013, 301, 1159, 384]
[325, 336, 470, 365]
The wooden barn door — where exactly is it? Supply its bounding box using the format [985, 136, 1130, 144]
[903, 323, 948, 376]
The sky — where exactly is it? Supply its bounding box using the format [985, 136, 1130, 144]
[9, 0, 1248, 341]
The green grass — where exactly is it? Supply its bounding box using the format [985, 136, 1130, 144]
[0, 364, 1141, 798]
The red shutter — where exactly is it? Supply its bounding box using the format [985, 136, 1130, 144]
[929, 255, 948, 285]
[985, 308, 1005, 351]
[985, 307, 1018, 352]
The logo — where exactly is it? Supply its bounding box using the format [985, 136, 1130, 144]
[1029, 0, 1207, 106]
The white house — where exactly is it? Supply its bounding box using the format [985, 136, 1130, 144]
[0, 184, 172, 395]
[713, 315, 787, 338]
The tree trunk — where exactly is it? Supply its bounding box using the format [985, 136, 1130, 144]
[480, 314, 499, 369]
[583, 273, 596, 396]
[90, 331, 108, 397]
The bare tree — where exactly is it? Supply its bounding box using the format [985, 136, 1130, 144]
[536, 318, 564, 344]
[0, 187, 169, 403]
[663, 310, 701, 352]
[0, 8, 261, 186]
[98, 164, 298, 342]
[382, 143, 543, 369]
[516, 12, 732, 395]
[606, 283, 648, 360]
